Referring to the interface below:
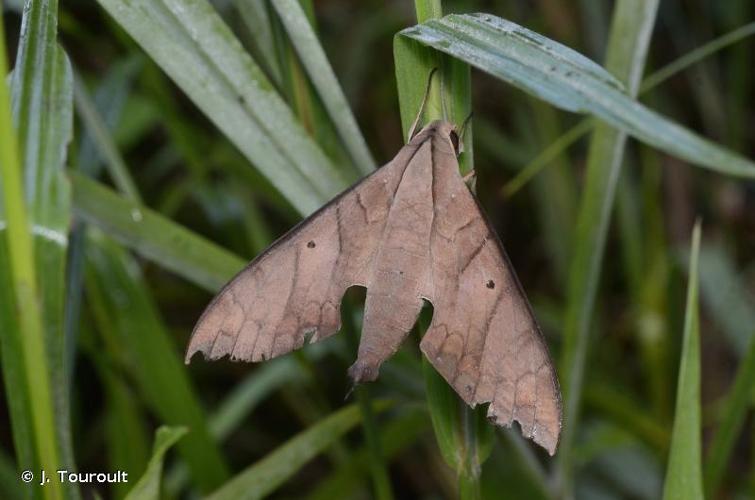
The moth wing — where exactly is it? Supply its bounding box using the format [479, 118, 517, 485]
[186, 145, 418, 364]
[420, 168, 561, 455]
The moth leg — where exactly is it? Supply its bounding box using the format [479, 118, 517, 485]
[462, 170, 477, 189]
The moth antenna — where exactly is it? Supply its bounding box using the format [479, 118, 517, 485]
[440, 74, 449, 121]
[458, 111, 474, 146]
[407, 67, 438, 142]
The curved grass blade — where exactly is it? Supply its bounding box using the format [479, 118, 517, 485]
[207, 402, 392, 500]
[124, 426, 188, 500]
[662, 221, 703, 500]
[271, 0, 376, 175]
[504, 21, 755, 197]
[400, 14, 755, 178]
[70, 172, 245, 292]
[0, 2, 78, 497]
[94, 0, 351, 215]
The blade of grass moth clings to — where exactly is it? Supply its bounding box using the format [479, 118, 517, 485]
[186, 120, 562, 455]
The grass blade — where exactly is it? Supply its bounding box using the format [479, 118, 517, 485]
[0, 2, 77, 497]
[234, 0, 282, 86]
[207, 402, 391, 500]
[557, 0, 659, 493]
[400, 14, 755, 178]
[662, 222, 704, 500]
[395, 3, 488, 498]
[85, 233, 229, 491]
[80, 334, 151, 499]
[698, 243, 755, 354]
[308, 408, 428, 500]
[640, 21, 755, 92]
[95, 0, 352, 215]
[70, 172, 245, 292]
[504, 21, 755, 197]
[162, 347, 330, 495]
[73, 74, 142, 203]
[271, 0, 376, 175]
[124, 426, 188, 500]
[704, 332, 755, 496]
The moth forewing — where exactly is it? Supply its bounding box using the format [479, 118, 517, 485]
[186, 120, 562, 454]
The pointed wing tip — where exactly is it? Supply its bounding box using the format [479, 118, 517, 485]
[505, 417, 560, 456]
[184, 344, 204, 364]
[184, 332, 215, 364]
[537, 433, 559, 457]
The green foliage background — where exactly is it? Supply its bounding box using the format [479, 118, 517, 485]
[0, 0, 753, 498]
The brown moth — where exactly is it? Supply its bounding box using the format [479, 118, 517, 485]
[186, 120, 562, 454]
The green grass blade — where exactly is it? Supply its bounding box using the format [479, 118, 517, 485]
[66, 56, 141, 387]
[94, 0, 351, 215]
[162, 349, 329, 495]
[341, 300, 394, 500]
[70, 172, 245, 292]
[84, 233, 230, 491]
[503, 20, 755, 197]
[557, 0, 659, 493]
[0, 449, 23, 500]
[698, 243, 755, 354]
[395, 3, 487, 498]
[265, 0, 354, 182]
[640, 21, 755, 92]
[523, 98, 578, 286]
[0, 2, 77, 498]
[502, 119, 593, 198]
[400, 14, 755, 178]
[73, 75, 142, 203]
[207, 402, 391, 500]
[308, 408, 428, 500]
[271, 0, 375, 175]
[75, 56, 142, 175]
[704, 333, 755, 496]
[234, 0, 282, 86]
[395, 0, 473, 171]
[124, 426, 188, 500]
[80, 335, 151, 499]
[103, 372, 151, 498]
[662, 222, 704, 500]
[210, 357, 307, 439]
[584, 382, 669, 453]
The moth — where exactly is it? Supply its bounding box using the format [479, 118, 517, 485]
[186, 119, 562, 455]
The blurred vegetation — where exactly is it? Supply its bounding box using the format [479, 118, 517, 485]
[1, 0, 754, 498]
